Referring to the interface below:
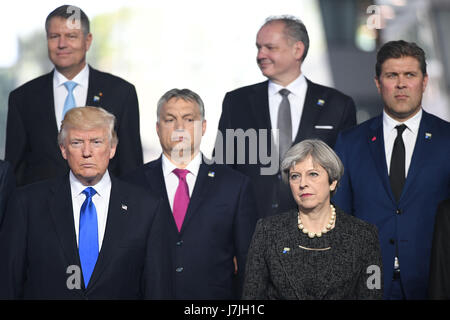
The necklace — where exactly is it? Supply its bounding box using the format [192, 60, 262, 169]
[298, 204, 336, 238]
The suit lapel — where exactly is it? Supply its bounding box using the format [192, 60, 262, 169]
[86, 66, 102, 107]
[249, 81, 272, 130]
[179, 158, 215, 234]
[145, 158, 178, 231]
[86, 176, 129, 290]
[400, 111, 433, 202]
[367, 115, 396, 203]
[294, 79, 322, 144]
[41, 71, 60, 148]
[48, 176, 80, 269]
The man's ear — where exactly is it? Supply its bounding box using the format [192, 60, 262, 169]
[293, 41, 305, 61]
[374, 76, 381, 94]
[60, 143, 68, 160]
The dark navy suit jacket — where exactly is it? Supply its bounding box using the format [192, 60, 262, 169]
[124, 156, 257, 299]
[5, 66, 143, 186]
[0, 175, 162, 299]
[0, 160, 15, 226]
[333, 110, 450, 299]
[216, 79, 356, 219]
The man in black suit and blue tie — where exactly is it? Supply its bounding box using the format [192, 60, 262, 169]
[124, 89, 257, 299]
[5, 5, 143, 186]
[216, 15, 356, 219]
[0, 107, 162, 299]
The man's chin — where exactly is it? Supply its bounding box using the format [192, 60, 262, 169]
[74, 172, 102, 186]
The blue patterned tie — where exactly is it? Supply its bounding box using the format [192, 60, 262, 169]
[79, 187, 99, 287]
[62, 81, 78, 118]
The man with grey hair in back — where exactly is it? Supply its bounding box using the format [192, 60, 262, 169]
[215, 15, 357, 220]
[0, 107, 163, 299]
[124, 88, 257, 299]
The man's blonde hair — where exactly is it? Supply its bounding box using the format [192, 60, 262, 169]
[58, 106, 118, 146]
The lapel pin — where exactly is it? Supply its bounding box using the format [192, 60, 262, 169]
[425, 132, 432, 140]
[121, 204, 128, 212]
[93, 95, 100, 102]
[316, 99, 325, 106]
[208, 171, 215, 178]
[371, 136, 377, 142]
[282, 247, 290, 254]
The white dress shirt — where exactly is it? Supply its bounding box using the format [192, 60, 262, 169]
[70, 170, 111, 250]
[162, 152, 202, 211]
[383, 109, 422, 177]
[53, 64, 89, 129]
[268, 73, 308, 143]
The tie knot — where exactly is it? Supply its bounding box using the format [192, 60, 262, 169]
[395, 124, 407, 135]
[82, 187, 97, 199]
[173, 168, 189, 180]
[279, 89, 290, 97]
[64, 81, 77, 92]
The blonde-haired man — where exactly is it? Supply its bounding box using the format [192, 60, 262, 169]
[0, 107, 164, 299]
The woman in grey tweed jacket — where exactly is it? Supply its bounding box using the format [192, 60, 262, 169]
[242, 139, 383, 299]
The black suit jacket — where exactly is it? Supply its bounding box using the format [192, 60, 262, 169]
[429, 198, 450, 299]
[216, 79, 356, 218]
[0, 175, 162, 299]
[0, 160, 15, 226]
[5, 66, 143, 186]
[123, 156, 257, 299]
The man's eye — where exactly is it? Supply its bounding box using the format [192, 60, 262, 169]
[70, 141, 82, 147]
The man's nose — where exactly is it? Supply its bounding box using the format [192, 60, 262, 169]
[174, 120, 185, 131]
[81, 143, 92, 157]
[58, 36, 67, 48]
[257, 48, 267, 61]
[396, 75, 407, 88]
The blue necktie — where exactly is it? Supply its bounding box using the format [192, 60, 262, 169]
[62, 81, 78, 118]
[79, 187, 99, 287]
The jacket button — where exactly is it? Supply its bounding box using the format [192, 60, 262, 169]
[396, 209, 402, 215]
[176, 240, 183, 246]
[176, 267, 184, 273]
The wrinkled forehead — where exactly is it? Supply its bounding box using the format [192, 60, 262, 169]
[66, 126, 109, 140]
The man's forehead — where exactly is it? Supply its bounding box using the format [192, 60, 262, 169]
[48, 16, 83, 33]
[381, 56, 421, 71]
[162, 98, 200, 114]
[67, 127, 108, 138]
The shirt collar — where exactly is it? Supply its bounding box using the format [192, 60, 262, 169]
[162, 152, 202, 178]
[268, 73, 307, 97]
[53, 64, 89, 88]
[383, 108, 422, 135]
[70, 169, 111, 198]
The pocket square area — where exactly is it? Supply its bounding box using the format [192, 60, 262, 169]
[314, 125, 334, 130]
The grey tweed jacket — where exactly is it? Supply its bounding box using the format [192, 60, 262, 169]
[242, 206, 383, 300]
